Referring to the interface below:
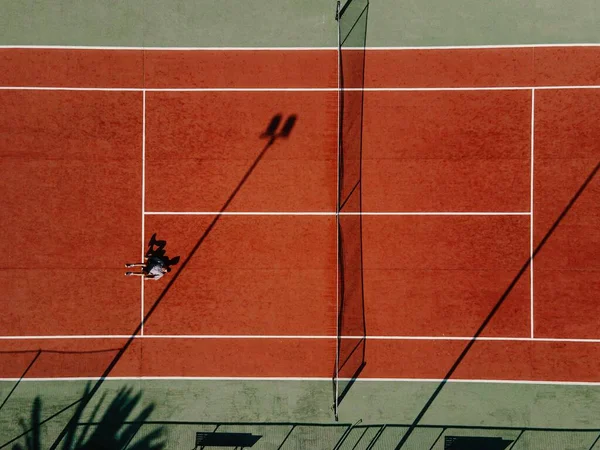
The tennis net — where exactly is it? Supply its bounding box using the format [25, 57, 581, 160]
[334, 0, 369, 421]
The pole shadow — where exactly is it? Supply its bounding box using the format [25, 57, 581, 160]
[48, 114, 298, 449]
[394, 160, 600, 449]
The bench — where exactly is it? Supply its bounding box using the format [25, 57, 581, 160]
[194, 431, 261, 449]
[445, 436, 513, 450]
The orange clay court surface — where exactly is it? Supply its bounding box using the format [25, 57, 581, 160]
[0, 47, 598, 381]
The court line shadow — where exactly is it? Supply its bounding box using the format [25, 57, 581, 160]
[395, 160, 600, 449]
[48, 114, 298, 449]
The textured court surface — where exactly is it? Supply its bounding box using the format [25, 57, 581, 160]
[1, 2, 600, 449]
[1, 47, 598, 378]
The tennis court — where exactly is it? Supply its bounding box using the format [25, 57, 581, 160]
[1, 0, 600, 448]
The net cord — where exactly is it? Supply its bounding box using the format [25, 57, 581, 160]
[334, 0, 342, 422]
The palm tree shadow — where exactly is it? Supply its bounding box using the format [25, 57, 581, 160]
[12, 383, 164, 450]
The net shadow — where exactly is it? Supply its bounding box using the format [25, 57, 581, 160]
[336, 197, 367, 408]
[334, 0, 369, 421]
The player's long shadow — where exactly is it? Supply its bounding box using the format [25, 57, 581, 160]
[395, 159, 600, 449]
[48, 114, 298, 449]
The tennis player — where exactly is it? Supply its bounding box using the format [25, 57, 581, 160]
[125, 255, 168, 280]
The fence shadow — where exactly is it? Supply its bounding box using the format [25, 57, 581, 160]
[68, 419, 600, 450]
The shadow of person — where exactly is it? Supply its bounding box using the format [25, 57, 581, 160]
[145, 233, 166, 257]
[164, 256, 180, 273]
[145, 233, 180, 273]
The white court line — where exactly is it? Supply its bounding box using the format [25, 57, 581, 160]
[530, 89, 536, 339]
[364, 86, 600, 91]
[0, 87, 142, 91]
[2, 376, 600, 385]
[0, 335, 132, 339]
[141, 335, 334, 339]
[356, 44, 600, 50]
[352, 336, 600, 343]
[0, 46, 337, 51]
[3, 335, 600, 343]
[4, 85, 600, 92]
[144, 211, 531, 216]
[147, 87, 336, 92]
[0, 87, 336, 92]
[2, 44, 600, 50]
[0, 334, 331, 340]
[145, 211, 337, 216]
